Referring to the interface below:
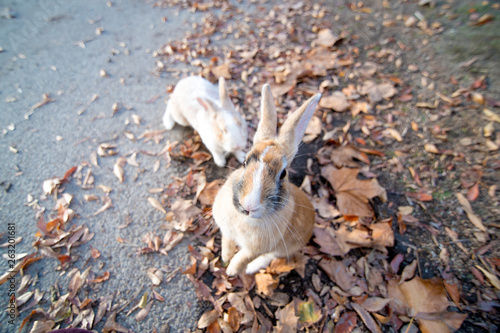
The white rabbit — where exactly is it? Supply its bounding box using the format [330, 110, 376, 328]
[163, 76, 248, 167]
[212, 84, 321, 275]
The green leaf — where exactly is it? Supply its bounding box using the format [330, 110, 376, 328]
[297, 301, 321, 325]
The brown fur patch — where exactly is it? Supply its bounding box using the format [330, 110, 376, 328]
[238, 140, 287, 206]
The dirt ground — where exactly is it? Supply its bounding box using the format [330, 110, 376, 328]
[162, 0, 500, 331]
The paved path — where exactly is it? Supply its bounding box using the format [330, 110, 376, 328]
[0, 0, 203, 331]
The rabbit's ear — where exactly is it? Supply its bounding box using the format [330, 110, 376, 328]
[278, 93, 321, 162]
[254, 84, 278, 144]
[197, 97, 217, 115]
[218, 77, 232, 109]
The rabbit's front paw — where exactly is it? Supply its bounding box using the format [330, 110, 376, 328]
[213, 154, 226, 167]
[245, 253, 275, 275]
[163, 109, 175, 130]
[234, 150, 246, 164]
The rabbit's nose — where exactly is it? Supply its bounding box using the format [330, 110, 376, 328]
[240, 199, 259, 216]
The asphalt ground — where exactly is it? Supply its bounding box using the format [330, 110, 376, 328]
[0, 0, 205, 331]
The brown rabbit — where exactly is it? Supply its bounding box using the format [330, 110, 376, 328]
[212, 84, 321, 275]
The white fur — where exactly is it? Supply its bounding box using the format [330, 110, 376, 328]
[245, 253, 277, 274]
[163, 76, 248, 167]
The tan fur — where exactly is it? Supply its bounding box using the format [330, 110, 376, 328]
[212, 85, 321, 275]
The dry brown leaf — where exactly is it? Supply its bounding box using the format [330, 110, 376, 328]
[330, 145, 370, 168]
[445, 227, 469, 255]
[321, 165, 387, 217]
[333, 220, 394, 254]
[275, 301, 298, 333]
[147, 271, 162, 286]
[475, 265, 500, 290]
[313, 226, 344, 256]
[484, 109, 500, 123]
[198, 309, 220, 329]
[424, 143, 440, 154]
[319, 258, 355, 291]
[361, 297, 393, 313]
[467, 183, 479, 201]
[455, 193, 487, 232]
[398, 276, 465, 333]
[227, 293, 254, 325]
[138, 129, 166, 144]
[360, 81, 397, 103]
[135, 300, 153, 322]
[170, 199, 202, 231]
[383, 128, 403, 142]
[93, 196, 113, 215]
[351, 302, 382, 333]
[400, 260, 418, 284]
[147, 197, 167, 214]
[29, 320, 55, 333]
[90, 246, 101, 259]
[255, 272, 278, 297]
[319, 91, 350, 112]
[334, 311, 357, 333]
[312, 197, 340, 220]
[113, 162, 124, 183]
[227, 306, 241, 332]
[312, 28, 340, 47]
[88, 271, 110, 284]
[103, 311, 129, 333]
[198, 179, 224, 206]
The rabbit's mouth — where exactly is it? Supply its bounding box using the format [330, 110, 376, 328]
[232, 194, 264, 218]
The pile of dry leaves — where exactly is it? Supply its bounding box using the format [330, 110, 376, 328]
[2, 0, 499, 332]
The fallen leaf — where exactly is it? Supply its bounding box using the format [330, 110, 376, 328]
[333, 219, 394, 254]
[484, 108, 500, 123]
[360, 81, 397, 103]
[321, 166, 387, 217]
[312, 28, 340, 47]
[113, 161, 125, 183]
[147, 197, 167, 214]
[227, 306, 241, 332]
[88, 271, 110, 284]
[170, 199, 202, 231]
[445, 227, 469, 255]
[198, 179, 224, 206]
[456, 193, 487, 232]
[351, 302, 382, 333]
[147, 271, 162, 286]
[467, 183, 479, 201]
[475, 265, 500, 289]
[334, 311, 357, 333]
[400, 260, 418, 283]
[384, 128, 403, 142]
[313, 226, 344, 256]
[319, 258, 355, 291]
[329, 145, 370, 168]
[319, 91, 350, 112]
[424, 143, 440, 154]
[275, 301, 298, 333]
[361, 297, 393, 313]
[255, 272, 278, 297]
[297, 300, 321, 326]
[103, 311, 129, 333]
[198, 309, 220, 329]
[406, 191, 433, 202]
[135, 300, 153, 322]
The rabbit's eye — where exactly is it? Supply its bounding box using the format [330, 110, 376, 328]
[279, 169, 287, 180]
